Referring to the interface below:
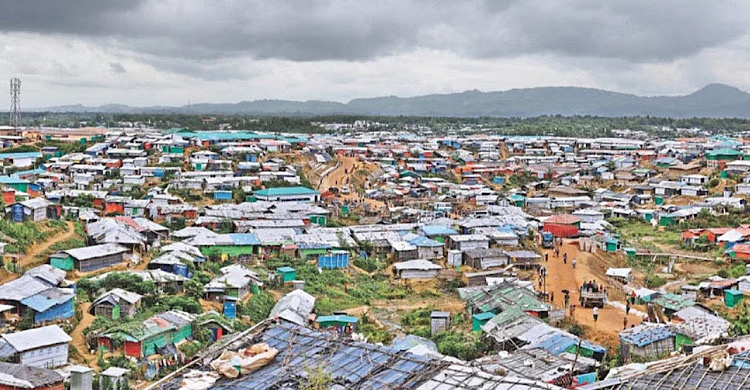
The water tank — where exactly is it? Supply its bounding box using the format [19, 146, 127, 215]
[70, 366, 93, 390]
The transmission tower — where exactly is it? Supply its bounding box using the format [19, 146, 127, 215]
[9, 78, 21, 134]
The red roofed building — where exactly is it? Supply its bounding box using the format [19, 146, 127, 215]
[683, 228, 733, 244]
[543, 214, 581, 237]
[730, 244, 750, 260]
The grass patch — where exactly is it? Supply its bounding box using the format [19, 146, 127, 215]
[617, 221, 682, 250]
[265, 257, 408, 315]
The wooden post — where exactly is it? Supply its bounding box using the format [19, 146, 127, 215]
[570, 338, 583, 376]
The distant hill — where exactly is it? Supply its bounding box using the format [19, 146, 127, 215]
[39, 83, 750, 118]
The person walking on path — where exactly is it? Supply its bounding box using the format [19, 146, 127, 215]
[593, 307, 599, 327]
[572, 258, 577, 269]
[545, 253, 549, 262]
[563, 253, 567, 264]
[626, 301, 631, 316]
[623, 316, 628, 330]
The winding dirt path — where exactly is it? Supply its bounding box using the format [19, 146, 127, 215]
[318, 156, 385, 209]
[70, 302, 98, 367]
[22, 221, 77, 268]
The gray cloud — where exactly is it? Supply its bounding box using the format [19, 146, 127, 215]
[1, 1, 750, 107]
[0, 1, 144, 35]
[1, 0, 748, 66]
[109, 62, 126, 74]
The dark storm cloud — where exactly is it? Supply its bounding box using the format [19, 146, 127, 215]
[1, 0, 748, 64]
[0, 1, 144, 34]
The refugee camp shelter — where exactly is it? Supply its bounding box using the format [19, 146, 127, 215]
[316, 315, 358, 334]
[542, 215, 581, 237]
[393, 260, 441, 279]
[619, 324, 675, 361]
[606, 268, 633, 284]
[253, 186, 320, 203]
[0, 325, 72, 368]
[90, 289, 143, 319]
[0, 362, 64, 390]
[50, 243, 128, 272]
[269, 290, 315, 326]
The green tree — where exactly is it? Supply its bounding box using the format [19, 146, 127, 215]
[183, 278, 205, 300]
[241, 291, 275, 323]
[732, 301, 750, 335]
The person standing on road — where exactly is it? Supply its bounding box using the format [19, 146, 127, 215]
[623, 316, 628, 330]
[626, 301, 631, 316]
[593, 306, 599, 323]
[572, 258, 577, 268]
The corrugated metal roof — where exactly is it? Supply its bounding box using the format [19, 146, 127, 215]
[619, 324, 675, 347]
[0, 276, 50, 301]
[0, 362, 63, 388]
[190, 322, 563, 390]
[1, 325, 71, 352]
[64, 243, 128, 260]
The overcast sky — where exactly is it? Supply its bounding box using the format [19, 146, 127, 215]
[2, 0, 750, 107]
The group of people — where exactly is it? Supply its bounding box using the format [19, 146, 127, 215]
[582, 280, 603, 293]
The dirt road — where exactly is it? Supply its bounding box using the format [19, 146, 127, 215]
[70, 302, 98, 367]
[319, 156, 385, 210]
[538, 239, 644, 348]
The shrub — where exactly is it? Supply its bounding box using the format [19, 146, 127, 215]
[644, 274, 666, 288]
[241, 291, 275, 323]
[353, 257, 385, 273]
[432, 330, 485, 360]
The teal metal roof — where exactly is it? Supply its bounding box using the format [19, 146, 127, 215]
[0, 175, 29, 184]
[0, 152, 42, 159]
[255, 186, 319, 197]
[180, 131, 276, 141]
[706, 148, 742, 157]
[473, 312, 496, 320]
[316, 315, 358, 324]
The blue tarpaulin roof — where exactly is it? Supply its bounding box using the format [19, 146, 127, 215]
[21, 289, 74, 312]
[620, 325, 675, 347]
[420, 225, 458, 236]
[0, 175, 28, 184]
[11, 168, 45, 177]
[407, 235, 443, 248]
[229, 233, 260, 246]
[536, 333, 607, 355]
[0, 152, 42, 159]
[391, 335, 438, 352]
